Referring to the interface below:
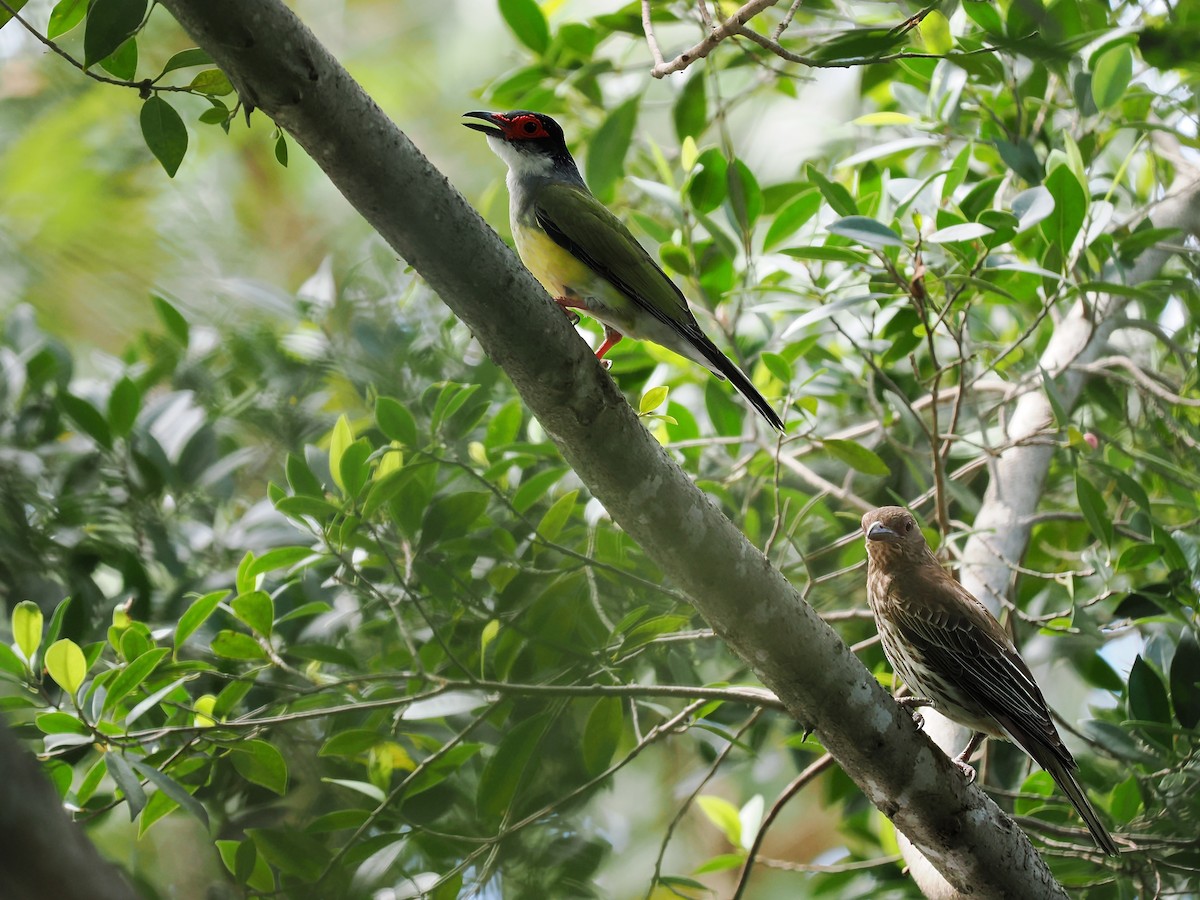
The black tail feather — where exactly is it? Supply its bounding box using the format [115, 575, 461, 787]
[695, 336, 784, 432]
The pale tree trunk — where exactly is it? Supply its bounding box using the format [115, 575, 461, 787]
[145, 0, 1182, 895]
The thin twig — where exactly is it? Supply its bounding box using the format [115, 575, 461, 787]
[650, 0, 783, 78]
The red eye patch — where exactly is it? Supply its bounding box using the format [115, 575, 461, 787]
[502, 115, 549, 140]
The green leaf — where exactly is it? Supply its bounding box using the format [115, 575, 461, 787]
[422, 491, 489, 545]
[45, 639, 87, 695]
[140, 96, 188, 177]
[1074, 472, 1111, 547]
[12, 600, 43, 665]
[1169, 629, 1200, 729]
[828, 216, 903, 249]
[338, 438, 372, 500]
[536, 489, 578, 543]
[275, 134, 288, 167]
[107, 751, 147, 821]
[210, 630, 265, 660]
[926, 222, 992, 244]
[328, 414, 353, 494]
[151, 295, 189, 344]
[582, 697, 623, 776]
[99, 36, 137, 80]
[673, 71, 707, 141]
[216, 840, 274, 892]
[705, 378, 743, 439]
[763, 190, 820, 251]
[130, 759, 209, 828]
[285, 452, 324, 497]
[186, 69, 233, 96]
[498, 0, 550, 54]
[47, 0, 85, 38]
[61, 393, 113, 449]
[918, 9, 953, 54]
[107, 375, 141, 438]
[320, 729, 383, 758]
[375, 397, 418, 446]
[823, 439, 890, 476]
[231, 591, 274, 637]
[102, 647, 169, 715]
[174, 590, 228, 653]
[83, 0, 146, 68]
[231, 740, 288, 795]
[1091, 44, 1133, 110]
[1041, 164, 1087, 251]
[688, 148, 728, 214]
[760, 352, 792, 384]
[513, 468, 567, 513]
[639, 385, 669, 415]
[247, 828, 329, 881]
[726, 158, 762, 233]
[477, 714, 548, 823]
[1127, 655, 1171, 725]
[246, 546, 314, 578]
[806, 164, 857, 217]
[157, 47, 212, 77]
[586, 97, 639, 205]
[697, 795, 742, 846]
[693, 852, 746, 875]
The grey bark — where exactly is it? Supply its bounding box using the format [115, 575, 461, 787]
[152, 0, 1084, 895]
[0, 721, 137, 900]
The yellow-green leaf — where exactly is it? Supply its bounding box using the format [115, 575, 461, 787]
[697, 795, 742, 847]
[639, 385, 669, 416]
[45, 639, 87, 695]
[12, 600, 43, 664]
[918, 10, 953, 55]
[328, 414, 354, 493]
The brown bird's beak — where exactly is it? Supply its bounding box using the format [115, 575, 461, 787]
[462, 110, 505, 138]
[866, 521, 901, 543]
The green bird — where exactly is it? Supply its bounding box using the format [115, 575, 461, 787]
[463, 110, 784, 432]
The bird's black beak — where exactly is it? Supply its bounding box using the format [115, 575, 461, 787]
[866, 521, 900, 543]
[462, 111, 505, 139]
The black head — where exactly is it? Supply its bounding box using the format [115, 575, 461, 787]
[462, 110, 570, 157]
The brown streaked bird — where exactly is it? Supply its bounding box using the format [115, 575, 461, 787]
[862, 506, 1120, 857]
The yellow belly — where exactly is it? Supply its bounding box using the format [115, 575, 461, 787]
[512, 219, 592, 298]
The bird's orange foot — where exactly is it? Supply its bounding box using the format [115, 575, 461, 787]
[596, 327, 623, 362]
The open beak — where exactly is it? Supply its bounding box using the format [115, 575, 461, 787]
[866, 521, 900, 543]
[462, 111, 505, 138]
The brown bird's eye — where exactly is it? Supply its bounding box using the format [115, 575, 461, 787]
[905, 521, 913, 532]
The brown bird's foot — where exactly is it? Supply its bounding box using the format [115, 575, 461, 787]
[952, 731, 987, 783]
[595, 327, 623, 362]
[553, 296, 582, 326]
[897, 696, 933, 729]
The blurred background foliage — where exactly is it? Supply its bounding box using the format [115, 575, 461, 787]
[1, 0, 1199, 897]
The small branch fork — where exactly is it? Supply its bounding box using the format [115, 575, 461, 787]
[642, 0, 1005, 78]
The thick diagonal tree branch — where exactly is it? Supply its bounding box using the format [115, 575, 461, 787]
[155, 0, 1069, 894]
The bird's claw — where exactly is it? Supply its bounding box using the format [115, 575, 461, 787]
[910, 710, 925, 730]
[599, 358, 612, 370]
[953, 757, 978, 783]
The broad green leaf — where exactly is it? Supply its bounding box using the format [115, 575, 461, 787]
[108, 375, 140, 438]
[210, 630, 265, 660]
[697, 795, 742, 846]
[582, 697, 623, 776]
[1075, 472, 1111, 547]
[45, 639, 87, 695]
[823, 439, 890, 476]
[246, 546, 314, 578]
[727, 158, 762, 233]
[99, 36, 137, 80]
[694, 853, 746, 875]
[231, 740, 288, 795]
[639, 385, 669, 415]
[47, 0, 86, 38]
[1041, 165, 1087, 251]
[763, 190, 820, 251]
[1169, 629, 1200, 729]
[926, 222, 992, 244]
[320, 729, 384, 758]
[689, 148, 728, 214]
[107, 751, 147, 820]
[188, 69, 233, 96]
[760, 352, 792, 384]
[157, 47, 212, 77]
[477, 714, 548, 823]
[174, 590, 228, 653]
[1127, 655, 1171, 726]
[498, 0, 550, 54]
[102, 647, 169, 714]
[61, 394, 113, 448]
[586, 96, 639, 205]
[83, 0, 146, 68]
[376, 396, 418, 446]
[512, 468, 566, 513]
[806, 164, 857, 217]
[673, 71, 707, 141]
[140, 96, 188, 177]
[231, 591, 273, 637]
[131, 759, 209, 828]
[1091, 44, 1133, 110]
[919, 10, 953, 54]
[536, 489, 578, 543]
[422, 491, 489, 545]
[328, 414, 354, 493]
[216, 840, 274, 892]
[12, 600, 42, 664]
[338, 438, 372, 500]
[828, 216, 902, 249]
